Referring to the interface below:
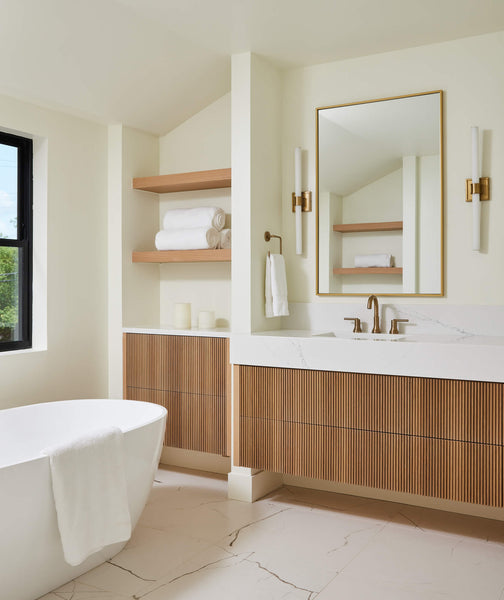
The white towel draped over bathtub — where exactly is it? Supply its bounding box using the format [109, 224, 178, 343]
[162, 206, 226, 232]
[42, 426, 131, 566]
[265, 253, 289, 317]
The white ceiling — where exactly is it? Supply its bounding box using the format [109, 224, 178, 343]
[1, 0, 504, 135]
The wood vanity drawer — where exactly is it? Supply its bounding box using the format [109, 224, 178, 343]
[240, 417, 503, 507]
[239, 366, 503, 445]
[125, 333, 227, 396]
[127, 387, 227, 455]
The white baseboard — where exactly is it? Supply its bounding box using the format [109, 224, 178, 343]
[228, 469, 282, 502]
[160, 446, 231, 475]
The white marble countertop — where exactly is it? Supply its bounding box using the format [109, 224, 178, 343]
[231, 329, 504, 383]
[123, 325, 230, 338]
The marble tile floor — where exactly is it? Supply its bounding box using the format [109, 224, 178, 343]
[40, 465, 504, 600]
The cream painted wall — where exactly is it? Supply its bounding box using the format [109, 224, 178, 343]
[0, 94, 108, 409]
[282, 31, 504, 304]
[108, 125, 160, 398]
[158, 94, 231, 327]
[121, 127, 160, 328]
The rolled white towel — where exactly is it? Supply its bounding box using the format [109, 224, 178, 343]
[354, 253, 393, 268]
[162, 207, 226, 232]
[218, 229, 231, 249]
[155, 227, 220, 250]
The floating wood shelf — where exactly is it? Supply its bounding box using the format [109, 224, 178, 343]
[333, 267, 403, 275]
[133, 249, 231, 263]
[133, 168, 231, 194]
[332, 221, 403, 233]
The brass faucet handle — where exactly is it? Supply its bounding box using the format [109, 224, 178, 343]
[389, 318, 409, 334]
[344, 317, 362, 333]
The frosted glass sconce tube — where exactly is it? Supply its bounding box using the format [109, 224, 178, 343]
[472, 126, 481, 252]
[292, 147, 312, 255]
[295, 147, 302, 254]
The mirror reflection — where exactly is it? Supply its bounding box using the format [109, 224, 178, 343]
[316, 91, 443, 296]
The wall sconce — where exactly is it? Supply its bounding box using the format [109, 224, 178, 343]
[466, 126, 490, 252]
[292, 147, 312, 255]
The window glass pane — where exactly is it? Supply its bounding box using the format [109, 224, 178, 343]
[0, 246, 20, 343]
[0, 143, 18, 240]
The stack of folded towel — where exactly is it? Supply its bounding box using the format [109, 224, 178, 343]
[155, 207, 231, 250]
[354, 254, 394, 268]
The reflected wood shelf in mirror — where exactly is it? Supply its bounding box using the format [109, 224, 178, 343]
[333, 267, 403, 275]
[133, 168, 231, 193]
[332, 221, 403, 233]
[133, 249, 231, 263]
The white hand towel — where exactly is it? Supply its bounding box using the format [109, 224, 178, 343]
[162, 207, 226, 232]
[218, 229, 231, 249]
[155, 227, 220, 250]
[265, 254, 289, 317]
[41, 426, 131, 566]
[354, 253, 393, 268]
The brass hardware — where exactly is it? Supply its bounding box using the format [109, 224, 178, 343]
[389, 318, 409, 334]
[466, 177, 490, 202]
[291, 191, 312, 212]
[264, 231, 282, 256]
[344, 317, 362, 333]
[366, 295, 381, 334]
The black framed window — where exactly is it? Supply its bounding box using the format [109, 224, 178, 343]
[0, 131, 32, 351]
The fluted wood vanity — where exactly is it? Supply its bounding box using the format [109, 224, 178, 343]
[237, 365, 503, 506]
[124, 332, 231, 456]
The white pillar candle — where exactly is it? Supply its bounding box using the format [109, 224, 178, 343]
[174, 303, 191, 329]
[295, 147, 303, 255]
[471, 126, 481, 252]
[198, 310, 216, 329]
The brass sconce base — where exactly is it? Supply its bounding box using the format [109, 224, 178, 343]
[465, 177, 490, 202]
[292, 191, 312, 212]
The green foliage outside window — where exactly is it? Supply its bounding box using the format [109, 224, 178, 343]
[0, 246, 18, 338]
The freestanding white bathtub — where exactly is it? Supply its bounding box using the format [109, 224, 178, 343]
[0, 399, 167, 600]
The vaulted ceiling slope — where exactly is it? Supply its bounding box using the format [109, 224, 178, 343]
[1, 0, 504, 135]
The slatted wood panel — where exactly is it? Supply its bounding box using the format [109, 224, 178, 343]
[126, 334, 226, 396]
[126, 388, 226, 454]
[240, 366, 503, 445]
[240, 419, 503, 507]
[238, 365, 504, 507]
[124, 334, 229, 456]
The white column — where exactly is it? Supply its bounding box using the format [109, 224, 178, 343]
[402, 156, 418, 294]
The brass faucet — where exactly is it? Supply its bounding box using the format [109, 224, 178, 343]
[367, 294, 381, 334]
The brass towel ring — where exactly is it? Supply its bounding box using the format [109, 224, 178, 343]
[264, 231, 282, 257]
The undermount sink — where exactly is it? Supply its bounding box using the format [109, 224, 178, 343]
[314, 331, 406, 341]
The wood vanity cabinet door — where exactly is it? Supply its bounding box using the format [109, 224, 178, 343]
[124, 333, 230, 456]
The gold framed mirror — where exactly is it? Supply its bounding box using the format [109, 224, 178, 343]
[316, 90, 444, 297]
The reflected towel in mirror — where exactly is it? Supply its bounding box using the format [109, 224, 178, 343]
[354, 253, 393, 268]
